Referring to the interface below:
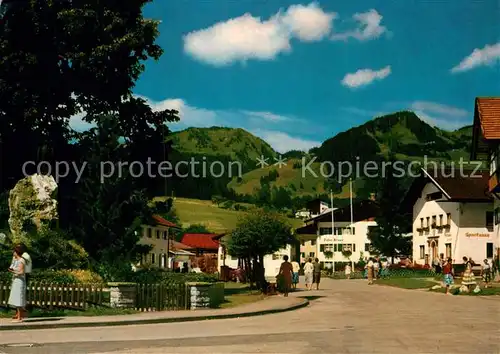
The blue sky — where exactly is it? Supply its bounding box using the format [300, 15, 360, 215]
[75, 0, 500, 152]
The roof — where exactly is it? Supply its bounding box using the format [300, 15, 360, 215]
[211, 233, 227, 241]
[151, 214, 180, 228]
[169, 240, 193, 251]
[401, 168, 491, 212]
[296, 223, 317, 235]
[305, 199, 379, 224]
[181, 233, 220, 250]
[471, 97, 500, 160]
[476, 97, 500, 140]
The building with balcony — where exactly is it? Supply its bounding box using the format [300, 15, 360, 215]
[403, 168, 494, 265]
[295, 199, 333, 219]
[470, 97, 500, 258]
[296, 199, 379, 269]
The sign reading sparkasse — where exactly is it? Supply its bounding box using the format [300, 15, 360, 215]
[465, 232, 490, 237]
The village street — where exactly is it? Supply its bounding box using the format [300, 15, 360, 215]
[0, 278, 499, 353]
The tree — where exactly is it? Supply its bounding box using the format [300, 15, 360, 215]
[367, 156, 412, 262]
[0, 0, 178, 191]
[227, 210, 294, 291]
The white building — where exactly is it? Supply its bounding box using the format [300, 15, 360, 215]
[216, 235, 295, 278]
[404, 167, 495, 265]
[295, 199, 333, 219]
[470, 97, 500, 259]
[296, 199, 379, 269]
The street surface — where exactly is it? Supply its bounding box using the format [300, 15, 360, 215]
[0, 278, 499, 353]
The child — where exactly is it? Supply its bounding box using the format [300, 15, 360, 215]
[442, 258, 453, 295]
[345, 264, 351, 279]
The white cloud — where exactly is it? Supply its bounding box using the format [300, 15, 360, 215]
[183, 2, 336, 66]
[241, 110, 292, 122]
[410, 101, 468, 117]
[409, 101, 470, 131]
[281, 2, 337, 42]
[341, 65, 391, 89]
[331, 9, 387, 41]
[250, 129, 320, 153]
[451, 42, 500, 73]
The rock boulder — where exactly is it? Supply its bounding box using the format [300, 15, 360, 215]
[8, 174, 58, 241]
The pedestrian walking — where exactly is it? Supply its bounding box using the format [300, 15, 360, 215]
[303, 258, 314, 290]
[312, 258, 321, 290]
[345, 264, 351, 279]
[8, 245, 27, 322]
[366, 258, 374, 285]
[373, 258, 379, 280]
[277, 255, 293, 297]
[291, 258, 300, 290]
[481, 259, 492, 288]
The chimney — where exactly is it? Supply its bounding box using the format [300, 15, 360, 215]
[370, 193, 376, 201]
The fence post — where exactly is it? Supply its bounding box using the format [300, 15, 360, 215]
[107, 282, 137, 309]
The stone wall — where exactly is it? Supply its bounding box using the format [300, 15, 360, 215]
[187, 282, 225, 310]
[108, 283, 136, 308]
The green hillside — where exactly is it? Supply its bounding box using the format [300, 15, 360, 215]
[228, 111, 475, 199]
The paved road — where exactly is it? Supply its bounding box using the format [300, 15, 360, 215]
[0, 279, 499, 353]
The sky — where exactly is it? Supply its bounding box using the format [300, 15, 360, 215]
[72, 0, 500, 153]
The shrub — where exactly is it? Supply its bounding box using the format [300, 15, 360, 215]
[0, 269, 103, 284]
[129, 268, 218, 284]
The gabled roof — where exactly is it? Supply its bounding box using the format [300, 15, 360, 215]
[471, 97, 500, 160]
[401, 168, 491, 212]
[181, 233, 220, 250]
[152, 214, 180, 228]
[169, 240, 193, 251]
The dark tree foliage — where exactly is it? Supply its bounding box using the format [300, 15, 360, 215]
[0, 0, 179, 273]
[367, 156, 412, 261]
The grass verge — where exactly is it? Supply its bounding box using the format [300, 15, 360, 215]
[0, 307, 137, 319]
[220, 282, 266, 309]
[375, 278, 436, 289]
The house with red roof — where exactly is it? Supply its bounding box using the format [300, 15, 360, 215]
[180, 233, 220, 256]
[138, 215, 194, 269]
[470, 97, 500, 258]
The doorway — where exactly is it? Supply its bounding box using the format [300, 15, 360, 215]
[430, 240, 437, 261]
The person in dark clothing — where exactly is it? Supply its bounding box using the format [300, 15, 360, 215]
[182, 263, 189, 273]
[313, 258, 321, 290]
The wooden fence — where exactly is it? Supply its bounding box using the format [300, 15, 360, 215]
[135, 283, 189, 311]
[0, 282, 106, 310]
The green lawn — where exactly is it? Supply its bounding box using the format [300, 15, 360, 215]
[220, 282, 265, 309]
[429, 285, 500, 296]
[167, 197, 303, 233]
[375, 278, 437, 289]
[0, 307, 137, 319]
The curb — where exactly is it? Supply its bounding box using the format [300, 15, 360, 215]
[0, 298, 309, 331]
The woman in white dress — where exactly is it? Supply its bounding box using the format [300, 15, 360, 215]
[303, 258, 314, 290]
[8, 245, 27, 322]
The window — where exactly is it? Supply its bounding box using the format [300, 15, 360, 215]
[353, 244, 356, 252]
[321, 244, 333, 252]
[311, 239, 316, 246]
[300, 252, 305, 258]
[445, 243, 452, 258]
[365, 243, 371, 252]
[426, 217, 430, 227]
[420, 218, 424, 228]
[309, 252, 315, 257]
[439, 214, 443, 226]
[426, 192, 443, 201]
[319, 227, 332, 235]
[300, 240, 305, 246]
[446, 213, 451, 225]
[419, 246, 425, 259]
[486, 243, 494, 258]
[163, 231, 168, 240]
[432, 215, 436, 225]
[486, 211, 494, 231]
[495, 208, 500, 225]
[147, 228, 152, 238]
[151, 253, 155, 264]
[337, 227, 343, 235]
[156, 230, 160, 239]
[334, 244, 343, 252]
[490, 151, 498, 175]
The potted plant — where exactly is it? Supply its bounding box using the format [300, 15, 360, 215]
[342, 250, 352, 259]
[324, 250, 333, 259]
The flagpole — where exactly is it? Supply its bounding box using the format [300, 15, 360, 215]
[330, 189, 335, 273]
[349, 178, 354, 269]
